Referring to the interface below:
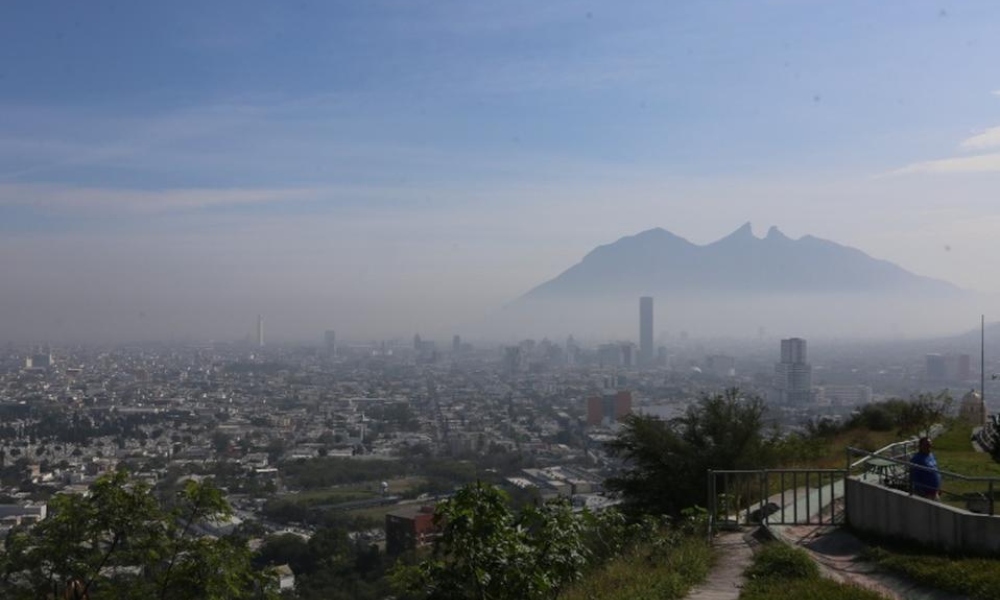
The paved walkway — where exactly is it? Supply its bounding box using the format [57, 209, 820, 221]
[689, 470, 969, 600]
[772, 520, 967, 600]
[683, 531, 754, 600]
[685, 521, 967, 600]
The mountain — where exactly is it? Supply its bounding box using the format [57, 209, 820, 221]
[485, 224, 971, 340]
[522, 223, 960, 299]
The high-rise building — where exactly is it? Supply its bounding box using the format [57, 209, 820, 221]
[324, 330, 336, 357]
[620, 343, 635, 368]
[774, 337, 812, 404]
[503, 346, 523, 375]
[639, 296, 654, 366]
[257, 315, 264, 348]
[565, 335, 578, 366]
[925, 353, 971, 382]
[452, 335, 461, 354]
[780, 338, 807, 363]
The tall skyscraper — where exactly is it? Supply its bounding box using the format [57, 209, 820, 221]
[780, 337, 807, 363]
[774, 337, 811, 404]
[257, 315, 264, 348]
[325, 330, 336, 357]
[639, 296, 654, 366]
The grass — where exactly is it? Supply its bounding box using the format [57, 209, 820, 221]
[274, 476, 431, 528]
[280, 476, 428, 505]
[804, 428, 908, 470]
[862, 543, 1000, 600]
[844, 421, 1000, 600]
[741, 542, 887, 600]
[929, 422, 1000, 503]
[560, 535, 714, 600]
[786, 420, 1000, 504]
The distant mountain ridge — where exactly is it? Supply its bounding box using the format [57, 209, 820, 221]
[519, 223, 961, 300]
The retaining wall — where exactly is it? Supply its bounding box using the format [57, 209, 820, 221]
[845, 478, 1000, 554]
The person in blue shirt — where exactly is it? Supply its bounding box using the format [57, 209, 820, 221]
[910, 437, 942, 499]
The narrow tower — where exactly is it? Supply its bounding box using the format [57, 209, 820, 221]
[257, 315, 265, 348]
[639, 296, 654, 366]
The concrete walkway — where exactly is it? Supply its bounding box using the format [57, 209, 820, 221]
[771, 520, 968, 600]
[683, 531, 754, 600]
[690, 474, 968, 600]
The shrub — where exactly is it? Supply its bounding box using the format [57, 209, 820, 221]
[745, 542, 818, 581]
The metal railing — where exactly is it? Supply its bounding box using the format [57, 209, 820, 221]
[846, 446, 1000, 516]
[707, 435, 1000, 537]
[707, 468, 845, 536]
[855, 438, 919, 463]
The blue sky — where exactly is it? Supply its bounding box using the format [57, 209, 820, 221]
[3, 1, 1000, 341]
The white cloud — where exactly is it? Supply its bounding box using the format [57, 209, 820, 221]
[959, 126, 1000, 151]
[0, 183, 324, 214]
[886, 152, 1000, 176]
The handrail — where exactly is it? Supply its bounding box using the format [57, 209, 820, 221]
[847, 446, 1000, 484]
[713, 468, 845, 475]
[847, 438, 918, 469]
[846, 445, 998, 516]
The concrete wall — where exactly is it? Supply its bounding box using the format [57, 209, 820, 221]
[845, 478, 1000, 554]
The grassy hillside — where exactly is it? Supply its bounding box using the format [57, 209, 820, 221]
[742, 542, 886, 600]
[560, 534, 714, 600]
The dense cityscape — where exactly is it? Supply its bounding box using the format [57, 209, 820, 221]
[0, 296, 994, 594]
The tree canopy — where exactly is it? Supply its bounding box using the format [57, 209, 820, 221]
[395, 482, 594, 600]
[605, 388, 778, 517]
[843, 392, 952, 437]
[0, 470, 275, 600]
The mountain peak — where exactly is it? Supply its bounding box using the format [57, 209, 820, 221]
[619, 227, 696, 249]
[733, 221, 754, 238]
[519, 223, 962, 301]
[765, 226, 791, 241]
[712, 221, 757, 245]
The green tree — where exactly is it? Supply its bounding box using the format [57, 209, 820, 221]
[897, 392, 952, 438]
[397, 482, 590, 600]
[605, 388, 777, 517]
[0, 470, 276, 600]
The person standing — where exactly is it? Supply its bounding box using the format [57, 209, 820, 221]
[910, 437, 942, 499]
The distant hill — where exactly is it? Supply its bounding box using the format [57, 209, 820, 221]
[484, 224, 970, 340]
[521, 223, 960, 299]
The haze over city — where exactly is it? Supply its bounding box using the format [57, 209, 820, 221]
[9, 5, 1000, 598]
[4, 1, 1000, 342]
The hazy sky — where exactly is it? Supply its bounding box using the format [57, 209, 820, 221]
[3, 1, 1000, 342]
